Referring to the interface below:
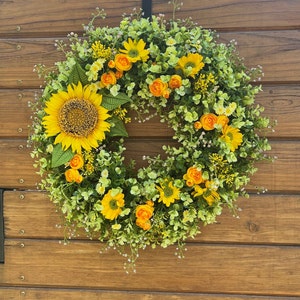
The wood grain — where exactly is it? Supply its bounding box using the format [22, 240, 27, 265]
[152, 0, 300, 31]
[0, 0, 141, 37]
[4, 191, 300, 245]
[1, 0, 300, 37]
[1, 239, 300, 296]
[0, 287, 297, 300]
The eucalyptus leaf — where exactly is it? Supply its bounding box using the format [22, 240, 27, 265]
[51, 144, 74, 168]
[101, 93, 131, 111]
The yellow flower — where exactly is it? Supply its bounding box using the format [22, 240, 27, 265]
[156, 180, 180, 207]
[203, 189, 220, 206]
[221, 125, 243, 151]
[42, 82, 110, 153]
[120, 38, 149, 62]
[101, 189, 125, 220]
[176, 53, 204, 78]
[91, 41, 111, 59]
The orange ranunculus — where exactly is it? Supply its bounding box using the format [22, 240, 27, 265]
[108, 60, 115, 68]
[200, 113, 218, 131]
[100, 71, 117, 87]
[216, 115, 229, 128]
[69, 154, 84, 170]
[136, 218, 151, 230]
[194, 121, 202, 130]
[65, 168, 83, 183]
[115, 70, 123, 79]
[114, 53, 132, 72]
[169, 74, 182, 89]
[183, 166, 203, 186]
[149, 78, 168, 97]
[135, 203, 154, 221]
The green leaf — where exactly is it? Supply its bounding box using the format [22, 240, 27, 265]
[107, 116, 128, 138]
[101, 93, 131, 111]
[51, 144, 74, 168]
[68, 61, 88, 86]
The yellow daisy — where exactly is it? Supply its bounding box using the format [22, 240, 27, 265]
[42, 82, 110, 153]
[120, 38, 149, 62]
[221, 125, 243, 151]
[101, 189, 125, 220]
[156, 179, 180, 207]
[176, 53, 204, 78]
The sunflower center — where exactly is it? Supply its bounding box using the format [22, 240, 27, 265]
[163, 186, 174, 198]
[59, 99, 98, 137]
[185, 62, 196, 69]
[128, 49, 139, 58]
[109, 199, 118, 210]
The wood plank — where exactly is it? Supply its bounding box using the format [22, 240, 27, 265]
[1, 239, 300, 296]
[1, 85, 298, 139]
[1, 30, 300, 88]
[0, 287, 298, 300]
[152, 0, 300, 31]
[1, 0, 299, 37]
[0, 0, 141, 37]
[257, 85, 300, 139]
[0, 139, 299, 191]
[0, 139, 40, 189]
[4, 191, 300, 245]
[0, 89, 34, 138]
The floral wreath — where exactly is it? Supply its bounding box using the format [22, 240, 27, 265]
[30, 5, 272, 270]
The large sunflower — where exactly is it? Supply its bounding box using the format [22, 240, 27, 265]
[42, 82, 110, 153]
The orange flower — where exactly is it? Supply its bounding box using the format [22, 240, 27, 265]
[136, 218, 151, 230]
[169, 74, 182, 89]
[69, 154, 84, 170]
[183, 166, 203, 187]
[200, 113, 218, 131]
[114, 53, 132, 72]
[100, 71, 117, 87]
[136, 203, 154, 221]
[65, 168, 83, 183]
[194, 121, 202, 130]
[115, 70, 123, 79]
[108, 60, 115, 68]
[149, 78, 168, 97]
[216, 115, 229, 128]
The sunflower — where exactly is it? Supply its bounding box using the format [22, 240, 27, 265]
[101, 189, 125, 220]
[156, 179, 180, 207]
[120, 38, 149, 62]
[221, 125, 243, 151]
[42, 82, 110, 153]
[176, 53, 204, 78]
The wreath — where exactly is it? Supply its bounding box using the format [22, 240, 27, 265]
[30, 5, 272, 270]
